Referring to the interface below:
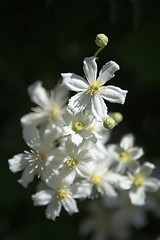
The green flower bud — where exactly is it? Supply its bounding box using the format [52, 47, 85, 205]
[95, 34, 109, 48]
[112, 112, 123, 123]
[103, 117, 115, 130]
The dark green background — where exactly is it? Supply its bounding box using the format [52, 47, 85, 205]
[1, 0, 160, 239]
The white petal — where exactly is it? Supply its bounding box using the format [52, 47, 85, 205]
[46, 201, 62, 221]
[145, 178, 160, 192]
[63, 195, 79, 214]
[129, 147, 144, 160]
[71, 133, 83, 146]
[18, 166, 36, 188]
[118, 176, 132, 190]
[83, 57, 97, 84]
[59, 165, 76, 185]
[20, 112, 47, 127]
[102, 182, 118, 198]
[68, 92, 91, 113]
[91, 94, 108, 121]
[99, 61, 120, 85]
[8, 153, 27, 173]
[71, 183, 92, 198]
[141, 162, 155, 177]
[120, 134, 135, 150]
[32, 190, 53, 205]
[22, 125, 40, 150]
[61, 73, 88, 91]
[129, 187, 146, 206]
[28, 81, 50, 108]
[100, 85, 128, 104]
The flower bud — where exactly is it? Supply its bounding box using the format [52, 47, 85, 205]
[95, 34, 109, 48]
[112, 112, 123, 123]
[103, 117, 115, 130]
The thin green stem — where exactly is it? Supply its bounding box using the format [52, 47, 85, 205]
[94, 46, 105, 58]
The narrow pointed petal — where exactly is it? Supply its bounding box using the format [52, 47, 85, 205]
[20, 112, 47, 127]
[18, 166, 36, 188]
[63, 195, 79, 214]
[129, 147, 144, 160]
[100, 85, 128, 104]
[120, 134, 135, 150]
[32, 190, 53, 205]
[145, 178, 160, 192]
[91, 95, 108, 121]
[99, 61, 120, 85]
[83, 57, 97, 84]
[102, 182, 118, 198]
[22, 125, 40, 150]
[61, 73, 88, 91]
[46, 202, 62, 221]
[141, 162, 155, 177]
[8, 153, 27, 173]
[28, 81, 50, 107]
[129, 187, 146, 206]
[68, 92, 91, 113]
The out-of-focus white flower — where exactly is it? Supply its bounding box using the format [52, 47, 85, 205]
[61, 57, 128, 121]
[107, 133, 144, 173]
[128, 162, 160, 206]
[88, 158, 130, 198]
[32, 174, 91, 221]
[8, 124, 63, 187]
[32, 176, 78, 221]
[52, 139, 94, 184]
[21, 81, 69, 127]
[63, 110, 96, 146]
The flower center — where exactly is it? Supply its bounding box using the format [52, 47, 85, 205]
[88, 79, 103, 95]
[57, 188, 70, 201]
[67, 157, 79, 168]
[40, 153, 46, 161]
[119, 151, 131, 163]
[133, 174, 145, 187]
[92, 175, 103, 186]
[50, 107, 61, 117]
[72, 121, 83, 133]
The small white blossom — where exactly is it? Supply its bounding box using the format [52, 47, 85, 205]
[8, 124, 63, 187]
[21, 81, 69, 127]
[107, 133, 144, 173]
[53, 139, 94, 184]
[61, 57, 127, 121]
[88, 158, 129, 198]
[63, 110, 96, 146]
[128, 162, 160, 206]
[32, 176, 78, 221]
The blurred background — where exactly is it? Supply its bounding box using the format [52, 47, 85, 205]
[0, 0, 160, 239]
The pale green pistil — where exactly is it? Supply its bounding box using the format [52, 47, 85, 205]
[67, 157, 79, 168]
[57, 188, 69, 201]
[73, 121, 83, 133]
[133, 174, 145, 187]
[119, 151, 131, 163]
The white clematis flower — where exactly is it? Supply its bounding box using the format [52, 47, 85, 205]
[62, 110, 96, 146]
[53, 139, 94, 184]
[61, 57, 128, 121]
[21, 81, 69, 127]
[32, 174, 91, 221]
[107, 133, 144, 173]
[8, 124, 63, 187]
[128, 162, 160, 206]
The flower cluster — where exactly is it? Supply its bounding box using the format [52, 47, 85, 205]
[8, 42, 160, 225]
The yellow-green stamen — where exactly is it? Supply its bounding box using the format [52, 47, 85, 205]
[119, 151, 131, 163]
[66, 157, 79, 168]
[133, 174, 145, 187]
[72, 121, 83, 133]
